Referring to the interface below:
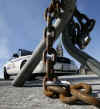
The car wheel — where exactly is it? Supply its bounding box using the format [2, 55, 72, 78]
[4, 67, 10, 80]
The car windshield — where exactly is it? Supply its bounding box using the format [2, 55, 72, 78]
[18, 49, 32, 56]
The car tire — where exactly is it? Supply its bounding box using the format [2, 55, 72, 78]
[4, 67, 10, 80]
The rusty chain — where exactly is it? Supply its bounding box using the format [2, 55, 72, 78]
[72, 8, 96, 49]
[42, 0, 100, 107]
[74, 8, 95, 33]
[43, 0, 59, 80]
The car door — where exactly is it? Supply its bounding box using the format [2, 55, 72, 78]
[6, 58, 17, 75]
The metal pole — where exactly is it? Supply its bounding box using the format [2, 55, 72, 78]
[12, 0, 76, 87]
[62, 25, 100, 76]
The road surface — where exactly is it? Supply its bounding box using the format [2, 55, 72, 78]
[0, 75, 100, 109]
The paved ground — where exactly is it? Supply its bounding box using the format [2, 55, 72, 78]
[0, 75, 100, 109]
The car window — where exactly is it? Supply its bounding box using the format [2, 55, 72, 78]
[56, 57, 71, 64]
[18, 49, 32, 56]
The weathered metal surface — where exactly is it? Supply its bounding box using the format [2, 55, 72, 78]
[0, 75, 100, 109]
[12, 0, 76, 87]
[62, 24, 100, 77]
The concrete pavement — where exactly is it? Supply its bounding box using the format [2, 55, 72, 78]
[0, 75, 100, 109]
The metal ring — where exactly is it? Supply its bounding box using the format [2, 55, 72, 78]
[44, 26, 55, 50]
[59, 93, 77, 104]
[43, 48, 57, 64]
[71, 89, 100, 107]
[46, 80, 70, 94]
[59, 82, 92, 104]
[87, 19, 96, 32]
[43, 76, 59, 98]
[43, 77, 54, 97]
[44, 26, 56, 40]
[44, 8, 48, 21]
[43, 49, 48, 64]
[70, 83, 92, 94]
[45, 59, 55, 79]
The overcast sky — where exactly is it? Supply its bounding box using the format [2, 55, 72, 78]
[0, 0, 100, 78]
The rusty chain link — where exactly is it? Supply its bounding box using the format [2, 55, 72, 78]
[42, 0, 100, 107]
[43, 0, 59, 81]
[74, 8, 95, 33]
[44, 0, 62, 22]
[73, 8, 96, 49]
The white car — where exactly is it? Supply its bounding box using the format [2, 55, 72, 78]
[3, 49, 78, 80]
[3, 49, 32, 80]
